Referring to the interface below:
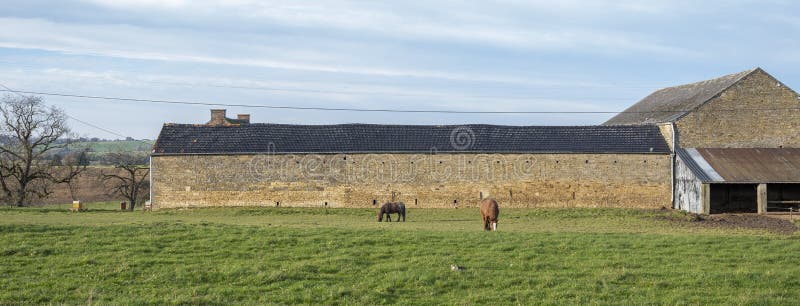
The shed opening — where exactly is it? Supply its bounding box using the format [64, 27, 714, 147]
[767, 183, 800, 212]
[710, 184, 757, 213]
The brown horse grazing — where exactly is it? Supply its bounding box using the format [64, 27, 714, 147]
[378, 202, 406, 222]
[480, 198, 499, 231]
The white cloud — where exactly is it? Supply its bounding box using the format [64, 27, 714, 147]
[76, 1, 698, 56]
[1, 17, 654, 86]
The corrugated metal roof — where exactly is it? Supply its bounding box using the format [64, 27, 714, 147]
[603, 68, 757, 125]
[682, 148, 800, 183]
[152, 123, 671, 155]
[676, 148, 719, 182]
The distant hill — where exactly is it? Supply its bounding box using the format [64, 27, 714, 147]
[72, 140, 154, 153]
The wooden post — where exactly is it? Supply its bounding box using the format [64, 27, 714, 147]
[757, 183, 767, 214]
[70, 200, 83, 212]
[701, 183, 711, 214]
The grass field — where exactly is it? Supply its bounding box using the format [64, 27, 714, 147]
[1, 203, 799, 304]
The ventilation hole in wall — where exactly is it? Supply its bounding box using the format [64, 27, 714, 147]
[468, 160, 472, 164]
[343, 156, 347, 160]
[556, 160, 559, 164]
[585, 160, 589, 164]
[572, 192, 576, 200]
[509, 189, 513, 198]
[381, 161, 385, 164]
[414, 198, 418, 205]
[479, 192, 483, 200]
[410, 161, 414, 164]
[372, 199, 377, 205]
[295, 161, 300, 164]
[324, 202, 328, 206]
[614, 160, 617, 163]
[453, 199, 458, 206]
[780, 145, 784, 148]
[496, 161, 501, 164]
[644, 160, 647, 163]
[526, 160, 530, 163]
[275, 201, 280, 207]
[439, 161, 442, 164]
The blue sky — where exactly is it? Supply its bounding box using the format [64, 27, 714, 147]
[1, 0, 798, 139]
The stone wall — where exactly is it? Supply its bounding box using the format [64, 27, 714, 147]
[676, 70, 800, 148]
[151, 153, 671, 209]
[657, 123, 675, 151]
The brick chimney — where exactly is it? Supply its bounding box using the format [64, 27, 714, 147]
[208, 109, 227, 126]
[237, 114, 250, 124]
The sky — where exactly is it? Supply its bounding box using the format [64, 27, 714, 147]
[0, 0, 799, 139]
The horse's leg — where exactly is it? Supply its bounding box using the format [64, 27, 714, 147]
[387, 214, 391, 222]
[484, 216, 491, 231]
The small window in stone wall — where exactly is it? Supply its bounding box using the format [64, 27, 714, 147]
[276, 201, 280, 207]
[479, 192, 483, 200]
[324, 202, 328, 207]
[372, 199, 377, 205]
[414, 199, 418, 205]
[453, 199, 458, 207]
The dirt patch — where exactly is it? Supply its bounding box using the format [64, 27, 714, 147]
[656, 211, 797, 235]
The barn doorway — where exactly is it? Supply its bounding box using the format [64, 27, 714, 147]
[709, 184, 757, 213]
[767, 183, 800, 212]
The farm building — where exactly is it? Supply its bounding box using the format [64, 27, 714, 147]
[606, 68, 800, 214]
[151, 68, 800, 214]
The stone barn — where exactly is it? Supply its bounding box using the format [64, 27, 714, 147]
[606, 68, 800, 214]
[150, 115, 671, 209]
[151, 67, 800, 213]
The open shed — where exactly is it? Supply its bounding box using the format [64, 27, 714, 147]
[675, 148, 800, 214]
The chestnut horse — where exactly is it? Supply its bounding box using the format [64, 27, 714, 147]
[378, 202, 406, 222]
[480, 198, 499, 231]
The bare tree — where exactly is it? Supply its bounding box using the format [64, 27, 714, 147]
[57, 150, 89, 201]
[0, 95, 83, 206]
[101, 152, 149, 211]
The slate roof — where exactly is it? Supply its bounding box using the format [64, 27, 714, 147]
[603, 68, 759, 125]
[153, 123, 670, 155]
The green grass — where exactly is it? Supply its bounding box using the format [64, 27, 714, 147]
[1, 204, 799, 304]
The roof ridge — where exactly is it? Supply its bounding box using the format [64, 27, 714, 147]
[653, 68, 757, 92]
[603, 68, 763, 125]
[668, 68, 760, 121]
[160, 122, 652, 128]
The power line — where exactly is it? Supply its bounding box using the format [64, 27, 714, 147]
[1, 88, 799, 114]
[0, 84, 152, 145]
